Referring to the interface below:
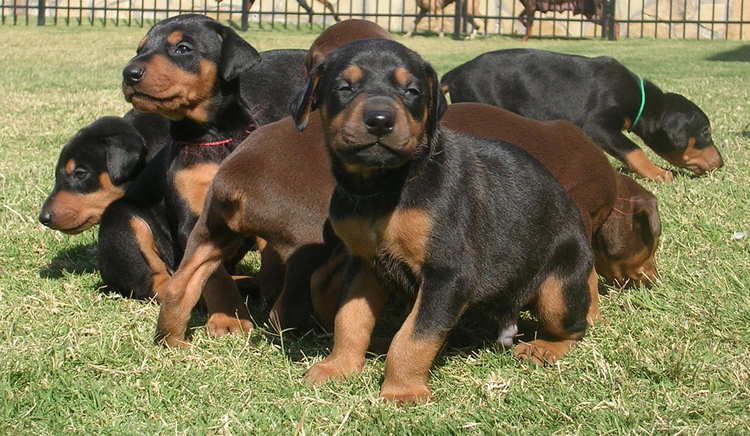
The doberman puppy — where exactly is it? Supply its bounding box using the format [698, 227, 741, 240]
[100, 15, 304, 310]
[442, 49, 724, 182]
[309, 103, 662, 348]
[122, 14, 305, 250]
[39, 111, 169, 234]
[292, 39, 593, 403]
[154, 19, 394, 346]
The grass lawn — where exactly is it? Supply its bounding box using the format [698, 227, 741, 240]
[1, 24, 749, 433]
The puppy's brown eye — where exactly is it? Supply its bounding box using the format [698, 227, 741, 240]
[73, 168, 89, 181]
[174, 43, 193, 55]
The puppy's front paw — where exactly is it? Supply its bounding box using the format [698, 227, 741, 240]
[206, 313, 252, 338]
[304, 357, 363, 385]
[513, 339, 574, 366]
[380, 381, 431, 404]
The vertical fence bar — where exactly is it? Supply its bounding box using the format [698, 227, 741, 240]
[723, 0, 729, 39]
[269, 0, 274, 29]
[462, 0, 467, 33]
[607, 0, 616, 39]
[38, 0, 46, 25]
[387, 0, 391, 34]
[453, 0, 462, 38]
[400, 0, 405, 33]
[697, 0, 701, 39]
[711, 0, 715, 38]
[482, 0, 487, 37]
[668, 0, 672, 38]
[240, 0, 247, 29]
[742, 0, 745, 39]
[682, 0, 686, 37]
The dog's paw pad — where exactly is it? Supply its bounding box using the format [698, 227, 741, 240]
[206, 314, 252, 338]
[380, 383, 431, 404]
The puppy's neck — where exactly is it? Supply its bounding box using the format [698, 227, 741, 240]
[328, 132, 439, 217]
[331, 158, 412, 199]
[630, 80, 669, 145]
[170, 91, 254, 145]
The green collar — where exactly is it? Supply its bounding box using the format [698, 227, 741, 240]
[628, 77, 645, 132]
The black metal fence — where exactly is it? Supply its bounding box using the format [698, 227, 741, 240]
[1, 0, 747, 40]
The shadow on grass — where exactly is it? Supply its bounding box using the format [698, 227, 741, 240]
[706, 45, 750, 62]
[265, 293, 544, 370]
[39, 242, 97, 278]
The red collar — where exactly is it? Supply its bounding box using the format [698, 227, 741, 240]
[176, 122, 257, 148]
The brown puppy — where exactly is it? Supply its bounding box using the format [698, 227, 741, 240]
[304, 19, 392, 73]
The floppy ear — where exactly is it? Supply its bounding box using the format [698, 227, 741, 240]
[632, 194, 662, 242]
[290, 64, 324, 131]
[211, 22, 261, 82]
[105, 133, 146, 185]
[423, 62, 447, 139]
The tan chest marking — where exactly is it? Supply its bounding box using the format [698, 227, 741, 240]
[173, 162, 219, 215]
[332, 208, 432, 274]
[331, 216, 378, 259]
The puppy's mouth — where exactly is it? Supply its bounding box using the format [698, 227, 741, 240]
[51, 217, 98, 235]
[123, 86, 179, 104]
[334, 139, 414, 172]
[340, 135, 412, 156]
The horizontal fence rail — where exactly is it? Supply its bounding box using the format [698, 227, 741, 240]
[1, 0, 748, 39]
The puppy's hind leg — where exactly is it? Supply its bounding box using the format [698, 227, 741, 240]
[514, 239, 593, 365]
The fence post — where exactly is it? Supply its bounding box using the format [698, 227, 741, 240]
[453, 0, 463, 39]
[37, 0, 46, 25]
[241, 0, 249, 31]
[602, 0, 616, 40]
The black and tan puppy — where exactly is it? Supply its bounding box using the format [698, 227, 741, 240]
[442, 49, 723, 182]
[39, 112, 169, 234]
[292, 39, 594, 403]
[105, 15, 304, 325]
[122, 13, 305, 250]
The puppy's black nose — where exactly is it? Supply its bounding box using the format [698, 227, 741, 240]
[39, 209, 52, 226]
[364, 110, 395, 137]
[123, 64, 145, 85]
